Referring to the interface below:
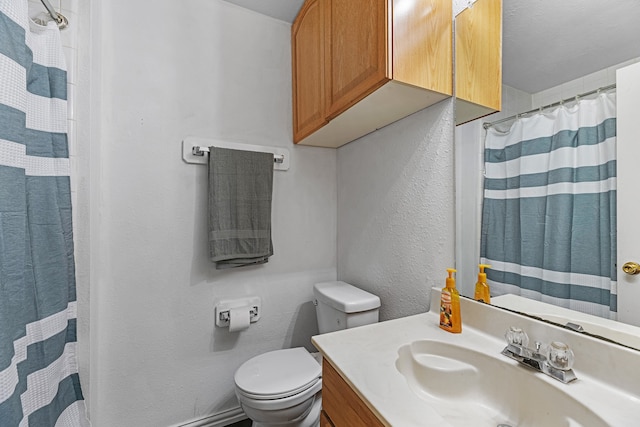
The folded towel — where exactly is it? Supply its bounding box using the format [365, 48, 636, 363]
[208, 147, 274, 269]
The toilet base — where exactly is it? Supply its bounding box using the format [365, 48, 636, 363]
[249, 393, 321, 427]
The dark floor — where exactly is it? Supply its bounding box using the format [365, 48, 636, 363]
[227, 419, 251, 427]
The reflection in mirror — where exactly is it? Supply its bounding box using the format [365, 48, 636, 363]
[490, 294, 640, 351]
[454, 1, 640, 349]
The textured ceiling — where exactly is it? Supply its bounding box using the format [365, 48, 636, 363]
[222, 0, 640, 94]
[503, 0, 640, 93]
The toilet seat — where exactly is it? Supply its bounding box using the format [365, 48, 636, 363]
[235, 347, 322, 400]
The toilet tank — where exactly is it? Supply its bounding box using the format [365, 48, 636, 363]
[314, 281, 381, 334]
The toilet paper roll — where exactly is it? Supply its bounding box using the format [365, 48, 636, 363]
[228, 306, 251, 332]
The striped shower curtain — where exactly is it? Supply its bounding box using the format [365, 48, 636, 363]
[0, 1, 89, 425]
[481, 92, 617, 319]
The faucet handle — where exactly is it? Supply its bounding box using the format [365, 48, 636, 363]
[505, 326, 530, 347]
[546, 341, 575, 371]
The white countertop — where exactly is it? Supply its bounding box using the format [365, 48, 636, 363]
[311, 290, 640, 426]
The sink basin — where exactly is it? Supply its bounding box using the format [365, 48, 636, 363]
[396, 340, 608, 427]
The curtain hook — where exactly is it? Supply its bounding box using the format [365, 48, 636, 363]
[55, 12, 68, 29]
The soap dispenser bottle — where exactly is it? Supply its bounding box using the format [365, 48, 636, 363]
[439, 268, 461, 333]
[474, 264, 492, 304]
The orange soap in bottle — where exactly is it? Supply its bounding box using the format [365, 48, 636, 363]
[439, 268, 462, 333]
[474, 264, 492, 304]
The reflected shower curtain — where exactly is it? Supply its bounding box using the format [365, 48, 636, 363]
[481, 92, 617, 319]
[0, 1, 89, 425]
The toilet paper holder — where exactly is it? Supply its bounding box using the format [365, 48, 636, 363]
[218, 306, 259, 323]
[215, 296, 261, 328]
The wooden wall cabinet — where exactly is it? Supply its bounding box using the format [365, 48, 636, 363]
[321, 359, 385, 427]
[292, 0, 327, 142]
[455, 0, 503, 125]
[292, 0, 453, 148]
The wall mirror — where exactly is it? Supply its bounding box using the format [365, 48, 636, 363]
[455, 0, 640, 350]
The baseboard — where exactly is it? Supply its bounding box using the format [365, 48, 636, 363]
[174, 407, 247, 427]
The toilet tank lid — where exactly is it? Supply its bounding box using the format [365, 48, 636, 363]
[313, 281, 380, 313]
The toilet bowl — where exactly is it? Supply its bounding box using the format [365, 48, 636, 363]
[235, 348, 322, 427]
[234, 281, 380, 427]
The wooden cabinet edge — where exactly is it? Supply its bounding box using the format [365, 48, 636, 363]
[322, 359, 386, 427]
[325, 77, 390, 122]
[455, 0, 502, 122]
[455, 98, 498, 126]
[297, 81, 451, 148]
[320, 410, 335, 427]
[292, 0, 327, 143]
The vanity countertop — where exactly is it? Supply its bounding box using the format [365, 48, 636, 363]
[311, 290, 640, 427]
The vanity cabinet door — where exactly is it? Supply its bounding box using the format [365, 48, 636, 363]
[324, 0, 389, 119]
[292, 0, 328, 142]
[322, 359, 385, 427]
[320, 410, 334, 427]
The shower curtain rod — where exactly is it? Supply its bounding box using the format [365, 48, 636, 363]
[39, 0, 68, 29]
[483, 83, 617, 130]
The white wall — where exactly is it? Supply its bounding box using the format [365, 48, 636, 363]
[72, 0, 461, 425]
[337, 101, 456, 320]
[531, 57, 640, 108]
[79, 1, 337, 426]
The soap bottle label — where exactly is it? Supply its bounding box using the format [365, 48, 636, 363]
[440, 290, 453, 329]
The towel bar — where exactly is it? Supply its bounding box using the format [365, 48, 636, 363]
[192, 146, 285, 164]
[182, 137, 290, 171]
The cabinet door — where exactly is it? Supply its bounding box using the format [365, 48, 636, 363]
[322, 360, 385, 427]
[325, 0, 390, 119]
[320, 410, 335, 427]
[292, 0, 327, 142]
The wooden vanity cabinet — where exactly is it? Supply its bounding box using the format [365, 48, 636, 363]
[321, 359, 385, 427]
[455, 0, 502, 125]
[292, 0, 453, 148]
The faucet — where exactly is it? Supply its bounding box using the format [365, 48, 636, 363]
[501, 327, 577, 384]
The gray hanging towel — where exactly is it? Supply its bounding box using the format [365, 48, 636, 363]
[208, 147, 274, 269]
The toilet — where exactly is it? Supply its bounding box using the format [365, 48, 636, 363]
[234, 281, 381, 427]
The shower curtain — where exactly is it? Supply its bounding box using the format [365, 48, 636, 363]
[0, 1, 89, 425]
[481, 92, 617, 319]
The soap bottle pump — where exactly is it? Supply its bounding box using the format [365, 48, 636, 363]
[474, 264, 492, 304]
[439, 268, 462, 333]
